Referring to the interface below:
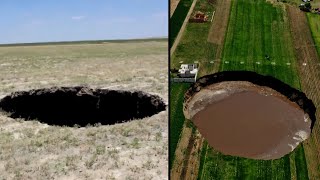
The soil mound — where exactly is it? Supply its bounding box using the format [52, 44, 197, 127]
[0, 86, 166, 127]
[184, 71, 316, 160]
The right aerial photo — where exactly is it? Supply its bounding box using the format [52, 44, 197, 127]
[170, 0, 320, 179]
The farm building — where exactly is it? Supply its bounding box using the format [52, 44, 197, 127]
[189, 11, 208, 23]
[171, 64, 199, 83]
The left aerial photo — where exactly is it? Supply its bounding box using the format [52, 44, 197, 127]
[0, 1, 168, 179]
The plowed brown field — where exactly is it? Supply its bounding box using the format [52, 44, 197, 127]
[287, 5, 320, 179]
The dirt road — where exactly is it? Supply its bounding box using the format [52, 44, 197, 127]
[207, 0, 231, 45]
[170, 124, 193, 180]
[184, 132, 204, 180]
[287, 5, 320, 179]
[201, 0, 232, 76]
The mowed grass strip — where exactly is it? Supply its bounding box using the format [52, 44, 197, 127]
[200, 0, 309, 179]
[221, 0, 299, 87]
[170, 0, 193, 48]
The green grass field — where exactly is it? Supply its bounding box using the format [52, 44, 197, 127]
[307, 13, 320, 57]
[220, 0, 299, 86]
[171, 0, 312, 179]
[199, 0, 309, 179]
[170, 0, 193, 48]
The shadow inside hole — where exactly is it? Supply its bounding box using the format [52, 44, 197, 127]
[0, 86, 166, 127]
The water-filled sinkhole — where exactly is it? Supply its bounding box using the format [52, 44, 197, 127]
[0, 86, 166, 127]
[184, 71, 316, 160]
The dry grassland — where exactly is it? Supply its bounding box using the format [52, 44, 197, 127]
[0, 40, 168, 180]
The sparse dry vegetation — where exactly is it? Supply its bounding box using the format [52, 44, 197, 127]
[0, 40, 168, 179]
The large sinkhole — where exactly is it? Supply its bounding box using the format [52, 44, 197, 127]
[184, 71, 316, 160]
[0, 86, 166, 127]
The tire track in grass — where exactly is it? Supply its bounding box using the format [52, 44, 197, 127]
[247, 1, 255, 68]
[254, 1, 263, 63]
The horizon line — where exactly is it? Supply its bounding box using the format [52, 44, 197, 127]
[0, 36, 168, 46]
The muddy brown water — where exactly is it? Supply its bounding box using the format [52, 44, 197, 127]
[193, 91, 310, 160]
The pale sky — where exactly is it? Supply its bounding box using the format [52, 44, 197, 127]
[0, 0, 168, 44]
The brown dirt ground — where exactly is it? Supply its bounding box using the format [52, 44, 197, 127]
[184, 131, 204, 180]
[170, 0, 181, 17]
[170, 124, 192, 180]
[201, 0, 231, 76]
[287, 5, 320, 179]
[180, 127, 195, 180]
[207, 0, 231, 45]
[170, 124, 204, 180]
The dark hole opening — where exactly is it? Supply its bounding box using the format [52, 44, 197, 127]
[0, 86, 166, 127]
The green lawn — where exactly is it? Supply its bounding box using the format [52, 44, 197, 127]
[171, 22, 216, 70]
[307, 13, 320, 58]
[171, 22, 216, 65]
[199, 0, 309, 179]
[220, 0, 299, 87]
